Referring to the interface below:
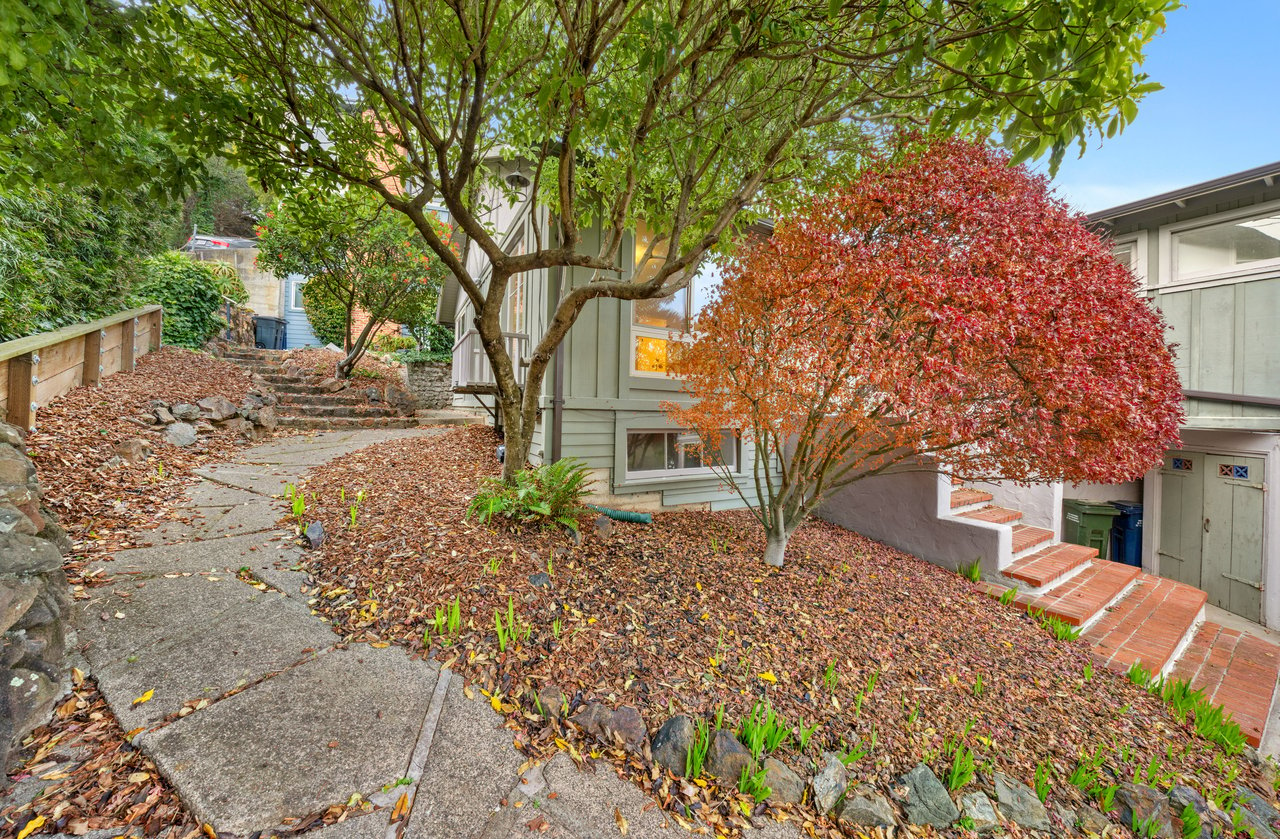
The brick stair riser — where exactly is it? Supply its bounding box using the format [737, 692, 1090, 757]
[1075, 576, 1143, 633]
[948, 500, 994, 517]
[1008, 532, 1055, 563]
[1158, 607, 1206, 679]
[1004, 561, 1094, 599]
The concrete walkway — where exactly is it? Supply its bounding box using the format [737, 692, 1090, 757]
[73, 430, 780, 839]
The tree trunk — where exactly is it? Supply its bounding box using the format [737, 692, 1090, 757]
[336, 310, 383, 379]
[343, 305, 354, 353]
[762, 530, 790, 567]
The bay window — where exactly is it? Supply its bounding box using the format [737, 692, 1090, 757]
[631, 222, 722, 376]
[1170, 210, 1280, 283]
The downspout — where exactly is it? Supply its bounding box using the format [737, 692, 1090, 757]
[549, 215, 565, 463]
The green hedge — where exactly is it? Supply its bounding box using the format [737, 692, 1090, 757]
[133, 252, 225, 348]
[302, 283, 348, 348]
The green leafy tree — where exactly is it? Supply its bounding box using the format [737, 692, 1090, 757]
[133, 252, 227, 348]
[256, 189, 450, 377]
[301, 282, 350, 348]
[160, 0, 1177, 481]
[182, 157, 266, 239]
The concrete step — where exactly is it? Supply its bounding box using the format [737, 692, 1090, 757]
[278, 405, 400, 418]
[1003, 543, 1097, 588]
[1017, 561, 1141, 627]
[278, 416, 421, 430]
[1170, 623, 1280, 748]
[277, 393, 370, 407]
[959, 505, 1023, 524]
[415, 410, 484, 426]
[1083, 573, 1206, 675]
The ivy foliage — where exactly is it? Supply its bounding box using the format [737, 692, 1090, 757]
[301, 281, 349, 348]
[0, 186, 177, 341]
[133, 252, 226, 349]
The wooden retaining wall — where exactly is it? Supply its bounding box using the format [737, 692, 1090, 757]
[0, 306, 163, 431]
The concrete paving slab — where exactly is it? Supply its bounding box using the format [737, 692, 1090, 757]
[94, 596, 335, 729]
[406, 679, 525, 839]
[180, 482, 267, 509]
[74, 575, 293, 667]
[255, 565, 311, 598]
[194, 464, 294, 496]
[140, 645, 438, 836]
[533, 754, 674, 837]
[86, 531, 298, 577]
[305, 813, 391, 839]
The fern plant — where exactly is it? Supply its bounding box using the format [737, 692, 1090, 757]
[466, 458, 593, 531]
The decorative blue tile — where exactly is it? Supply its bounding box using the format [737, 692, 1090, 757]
[1171, 457, 1192, 472]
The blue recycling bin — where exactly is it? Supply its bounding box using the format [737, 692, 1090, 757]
[1109, 501, 1143, 567]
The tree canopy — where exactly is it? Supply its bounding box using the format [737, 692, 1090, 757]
[667, 137, 1184, 566]
[152, 0, 1179, 480]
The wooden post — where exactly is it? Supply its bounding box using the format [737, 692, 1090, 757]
[121, 319, 137, 372]
[5, 352, 36, 431]
[83, 329, 104, 386]
[153, 309, 163, 351]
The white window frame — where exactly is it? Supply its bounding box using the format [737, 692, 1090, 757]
[288, 277, 306, 311]
[1158, 198, 1280, 289]
[623, 428, 740, 479]
[1110, 231, 1149, 289]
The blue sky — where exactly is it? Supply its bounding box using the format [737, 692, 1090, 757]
[1040, 0, 1280, 214]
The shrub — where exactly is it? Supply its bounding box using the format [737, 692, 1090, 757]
[301, 282, 349, 348]
[206, 260, 248, 304]
[133, 252, 225, 348]
[395, 347, 452, 364]
[466, 458, 593, 532]
[371, 333, 416, 353]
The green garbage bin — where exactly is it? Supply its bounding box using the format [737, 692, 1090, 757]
[1062, 499, 1121, 560]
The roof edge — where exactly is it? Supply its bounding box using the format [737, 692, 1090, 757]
[1088, 160, 1280, 224]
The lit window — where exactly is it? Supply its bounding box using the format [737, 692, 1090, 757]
[1172, 211, 1280, 282]
[630, 226, 721, 376]
[625, 430, 737, 477]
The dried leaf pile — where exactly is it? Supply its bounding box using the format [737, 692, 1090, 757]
[24, 347, 264, 571]
[3, 347, 269, 837]
[285, 347, 402, 382]
[297, 427, 1277, 835]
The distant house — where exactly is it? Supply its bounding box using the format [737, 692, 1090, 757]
[1087, 161, 1280, 626]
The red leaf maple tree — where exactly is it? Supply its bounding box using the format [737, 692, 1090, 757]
[667, 137, 1184, 567]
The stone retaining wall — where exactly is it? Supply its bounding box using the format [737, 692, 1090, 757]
[1, 421, 71, 777]
[405, 360, 452, 409]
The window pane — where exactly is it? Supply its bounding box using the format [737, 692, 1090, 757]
[1112, 243, 1134, 271]
[1174, 213, 1280, 279]
[634, 334, 671, 374]
[291, 281, 305, 310]
[626, 432, 666, 473]
[715, 430, 737, 469]
[634, 289, 688, 330]
[690, 260, 722, 324]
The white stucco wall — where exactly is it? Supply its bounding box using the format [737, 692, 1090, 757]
[1065, 480, 1143, 503]
[972, 481, 1063, 535]
[816, 469, 1008, 577]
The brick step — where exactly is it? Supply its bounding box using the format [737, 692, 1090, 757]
[1083, 574, 1206, 675]
[1003, 543, 1097, 588]
[1011, 525, 1055, 555]
[1170, 623, 1280, 748]
[959, 505, 1023, 524]
[951, 488, 994, 509]
[1017, 561, 1141, 627]
[278, 416, 420, 430]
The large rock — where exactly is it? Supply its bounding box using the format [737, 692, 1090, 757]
[811, 751, 850, 814]
[761, 757, 804, 804]
[1169, 785, 1213, 839]
[0, 446, 36, 486]
[893, 764, 959, 828]
[0, 422, 24, 448]
[1236, 787, 1280, 827]
[4, 666, 59, 739]
[1077, 805, 1110, 835]
[837, 788, 897, 827]
[651, 715, 693, 775]
[198, 395, 240, 421]
[994, 771, 1051, 832]
[0, 501, 38, 536]
[0, 532, 63, 575]
[113, 437, 152, 466]
[170, 403, 201, 422]
[960, 791, 1001, 834]
[706, 729, 752, 783]
[0, 581, 40, 634]
[163, 422, 198, 448]
[251, 406, 278, 431]
[536, 684, 565, 719]
[1114, 783, 1175, 839]
[154, 406, 176, 424]
[570, 702, 648, 752]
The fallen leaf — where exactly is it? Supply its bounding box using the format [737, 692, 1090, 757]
[132, 689, 154, 706]
[614, 806, 628, 835]
[758, 671, 777, 684]
[128, 771, 150, 783]
[526, 816, 550, 833]
[17, 815, 45, 839]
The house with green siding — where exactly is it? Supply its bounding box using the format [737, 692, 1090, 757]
[1087, 161, 1280, 627]
[436, 183, 758, 513]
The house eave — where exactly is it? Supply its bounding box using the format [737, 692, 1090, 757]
[1088, 160, 1280, 226]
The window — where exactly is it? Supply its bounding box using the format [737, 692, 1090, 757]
[1110, 233, 1147, 287]
[289, 278, 306, 310]
[1171, 210, 1280, 283]
[625, 429, 738, 477]
[502, 225, 527, 333]
[631, 225, 722, 376]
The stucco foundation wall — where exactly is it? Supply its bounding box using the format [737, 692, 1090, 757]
[1064, 480, 1142, 504]
[816, 469, 1006, 575]
[972, 481, 1063, 534]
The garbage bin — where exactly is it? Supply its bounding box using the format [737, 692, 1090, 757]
[1109, 501, 1143, 567]
[1062, 499, 1121, 560]
[253, 316, 286, 350]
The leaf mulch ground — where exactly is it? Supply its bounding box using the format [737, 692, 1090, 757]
[3, 346, 277, 838]
[295, 426, 1278, 837]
